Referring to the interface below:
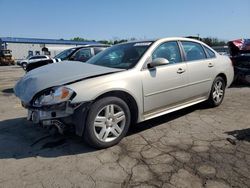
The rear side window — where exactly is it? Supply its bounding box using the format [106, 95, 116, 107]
[181, 41, 206, 61]
[30, 56, 41, 59]
[204, 46, 216, 58]
[38, 56, 46, 59]
[30, 56, 46, 60]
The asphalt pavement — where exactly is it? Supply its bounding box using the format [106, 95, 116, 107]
[0, 66, 250, 188]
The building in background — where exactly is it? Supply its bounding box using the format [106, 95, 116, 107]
[0, 37, 97, 61]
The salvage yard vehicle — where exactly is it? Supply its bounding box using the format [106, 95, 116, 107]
[18, 55, 50, 70]
[25, 44, 110, 72]
[231, 55, 250, 85]
[228, 39, 250, 85]
[0, 49, 15, 65]
[14, 37, 234, 148]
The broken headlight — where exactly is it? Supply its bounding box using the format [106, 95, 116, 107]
[33, 87, 75, 107]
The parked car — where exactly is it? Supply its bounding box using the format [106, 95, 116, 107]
[231, 54, 250, 85]
[227, 39, 250, 85]
[25, 45, 110, 72]
[18, 55, 50, 70]
[14, 37, 234, 148]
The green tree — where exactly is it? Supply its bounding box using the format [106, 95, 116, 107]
[113, 39, 128, 45]
[97, 40, 113, 45]
[72, 37, 86, 41]
[71, 37, 96, 42]
[202, 37, 227, 46]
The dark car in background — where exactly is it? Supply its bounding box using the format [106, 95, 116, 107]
[231, 54, 250, 85]
[25, 44, 110, 72]
[228, 39, 250, 85]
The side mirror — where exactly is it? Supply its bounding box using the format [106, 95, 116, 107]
[148, 58, 169, 68]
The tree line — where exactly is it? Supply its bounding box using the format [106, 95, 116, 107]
[71, 37, 227, 46]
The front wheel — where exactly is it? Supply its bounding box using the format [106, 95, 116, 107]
[207, 76, 226, 107]
[83, 97, 131, 149]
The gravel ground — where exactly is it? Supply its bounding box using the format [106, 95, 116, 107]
[0, 66, 250, 188]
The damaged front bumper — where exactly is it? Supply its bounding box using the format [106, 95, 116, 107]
[25, 101, 75, 123]
[23, 101, 91, 136]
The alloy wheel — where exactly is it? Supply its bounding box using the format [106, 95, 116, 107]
[212, 80, 224, 104]
[93, 104, 126, 142]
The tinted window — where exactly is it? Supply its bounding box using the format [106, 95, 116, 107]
[204, 46, 216, 58]
[94, 47, 107, 55]
[72, 48, 92, 62]
[29, 56, 39, 60]
[38, 56, 46, 59]
[30, 56, 46, 60]
[182, 41, 206, 61]
[152, 41, 182, 64]
[54, 48, 76, 60]
[29, 56, 35, 60]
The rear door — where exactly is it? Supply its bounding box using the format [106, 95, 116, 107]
[180, 41, 215, 99]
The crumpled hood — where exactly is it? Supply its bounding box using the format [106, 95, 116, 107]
[14, 61, 121, 104]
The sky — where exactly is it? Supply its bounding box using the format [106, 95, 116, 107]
[0, 0, 249, 41]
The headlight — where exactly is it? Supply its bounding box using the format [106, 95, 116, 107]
[34, 87, 75, 106]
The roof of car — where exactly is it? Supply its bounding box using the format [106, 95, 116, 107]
[72, 44, 111, 49]
[113, 37, 204, 45]
[60, 44, 110, 51]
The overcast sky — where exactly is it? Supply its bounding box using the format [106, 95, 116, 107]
[0, 0, 249, 41]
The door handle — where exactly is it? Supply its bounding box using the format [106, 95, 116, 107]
[208, 63, 214, 68]
[177, 68, 185, 74]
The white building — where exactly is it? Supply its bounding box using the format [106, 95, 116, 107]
[0, 37, 97, 61]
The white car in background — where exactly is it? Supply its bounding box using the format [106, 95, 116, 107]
[18, 55, 50, 70]
[14, 37, 234, 148]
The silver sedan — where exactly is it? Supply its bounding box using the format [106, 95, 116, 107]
[14, 37, 234, 148]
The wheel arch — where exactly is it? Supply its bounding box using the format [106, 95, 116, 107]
[216, 73, 227, 86]
[94, 90, 139, 125]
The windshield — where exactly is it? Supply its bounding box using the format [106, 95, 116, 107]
[54, 48, 77, 60]
[87, 42, 152, 69]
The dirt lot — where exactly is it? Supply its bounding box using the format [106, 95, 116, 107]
[0, 66, 250, 188]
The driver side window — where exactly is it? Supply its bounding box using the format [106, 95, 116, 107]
[152, 41, 182, 64]
[72, 48, 92, 62]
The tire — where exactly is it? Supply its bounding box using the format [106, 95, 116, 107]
[207, 76, 226, 107]
[83, 96, 131, 149]
[22, 62, 27, 70]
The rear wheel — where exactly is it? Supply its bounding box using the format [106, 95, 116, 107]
[83, 97, 131, 149]
[207, 76, 226, 107]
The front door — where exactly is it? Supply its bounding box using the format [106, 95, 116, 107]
[142, 41, 189, 114]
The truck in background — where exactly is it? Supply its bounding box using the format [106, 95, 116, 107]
[0, 49, 15, 66]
